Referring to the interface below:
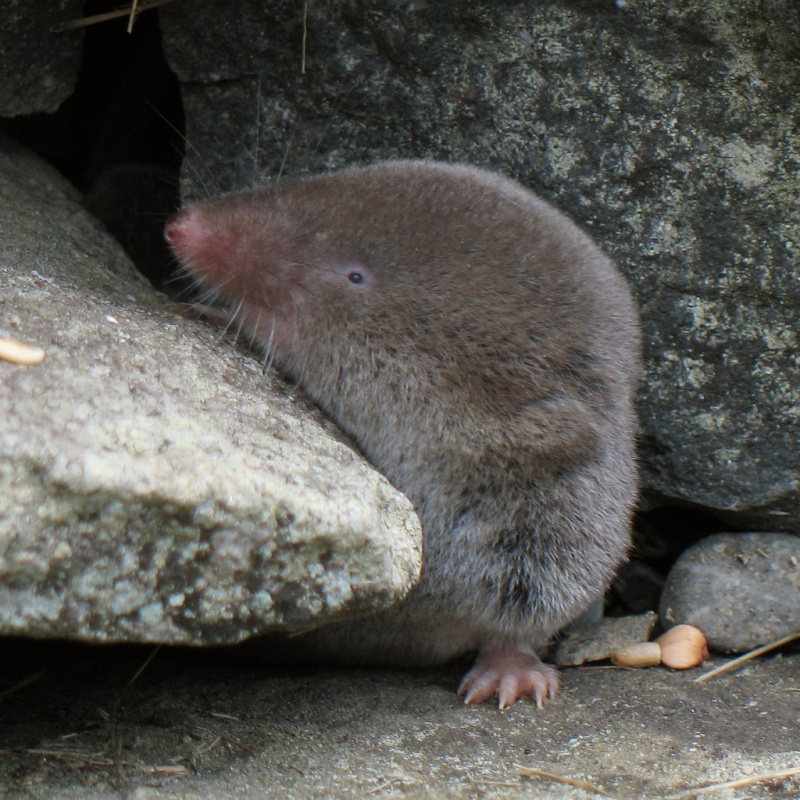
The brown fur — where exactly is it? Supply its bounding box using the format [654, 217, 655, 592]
[166, 161, 640, 693]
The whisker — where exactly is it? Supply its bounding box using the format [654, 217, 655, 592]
[190, 281, 222, 309]
[250, 309, 263, 355]
[233, 300, 248, 341]
[252, 72, 263, 186]
[262, 320, 278, 375]
[221, 296, 245, 339]
[276, 125, 297, 184]
[313, 80, 360, 155]
[182, 155, 215, 202]
[147, 101, 219, 200]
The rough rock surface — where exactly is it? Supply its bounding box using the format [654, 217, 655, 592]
[660, 532, 800, 652]
[0, 136, 422, 644]
[555, 611, 659, 667]
[160, 0, 800, 531]
[0, 2, 84, 115]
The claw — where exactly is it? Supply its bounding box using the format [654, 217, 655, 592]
[458, 648, 560, 709]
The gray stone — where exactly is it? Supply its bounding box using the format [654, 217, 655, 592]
[555, 611, 659, 667]
[160, 0, 800, 531]
[0, 135, 422, 644]
[660, 532, 800, 652]
[0, 1, 84, 115]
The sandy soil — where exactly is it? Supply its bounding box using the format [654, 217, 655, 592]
[1, 639, 798, 799]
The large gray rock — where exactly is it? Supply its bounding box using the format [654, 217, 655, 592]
[0, 136, 422, 644]
[160, 0, 800, 531]
[0, 1, 84, 115]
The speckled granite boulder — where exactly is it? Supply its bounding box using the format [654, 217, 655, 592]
[0, 136, 422, 644]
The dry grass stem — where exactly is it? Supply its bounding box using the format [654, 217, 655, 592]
[52, 0, 176, 32]
[515, 764, 800, 800]
[472, 779, 524, 788]
[365, 778, 422, 795]
[694, 630, 800, 683]
[23, 749, 117, 767]
[516, 765, 624, 799]
[139, 764, 189, 777]
[23, 749, 189, 778]
[301, 1, 309, 75]
[126, 0, 141, 33]
[209, 711, 241, 721]
[364, 780, 392, 795]
[0, 671, 43, 701]
[194, 735, 223, 757]
[108, 645, 162, 789]
[661, 766, 800, 798]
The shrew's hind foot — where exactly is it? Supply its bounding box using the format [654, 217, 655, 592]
[457, 648, 560, 710]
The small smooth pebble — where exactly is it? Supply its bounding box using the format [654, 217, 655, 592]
[659, 532, 800, 652]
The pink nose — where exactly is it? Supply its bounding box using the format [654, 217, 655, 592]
[163, 207, 223, 275]
[164, 213, 187, 248]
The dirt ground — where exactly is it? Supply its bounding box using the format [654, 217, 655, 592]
[0, 639, 798, 800]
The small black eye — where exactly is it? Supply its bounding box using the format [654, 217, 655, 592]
[348, 271, 364, 284]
